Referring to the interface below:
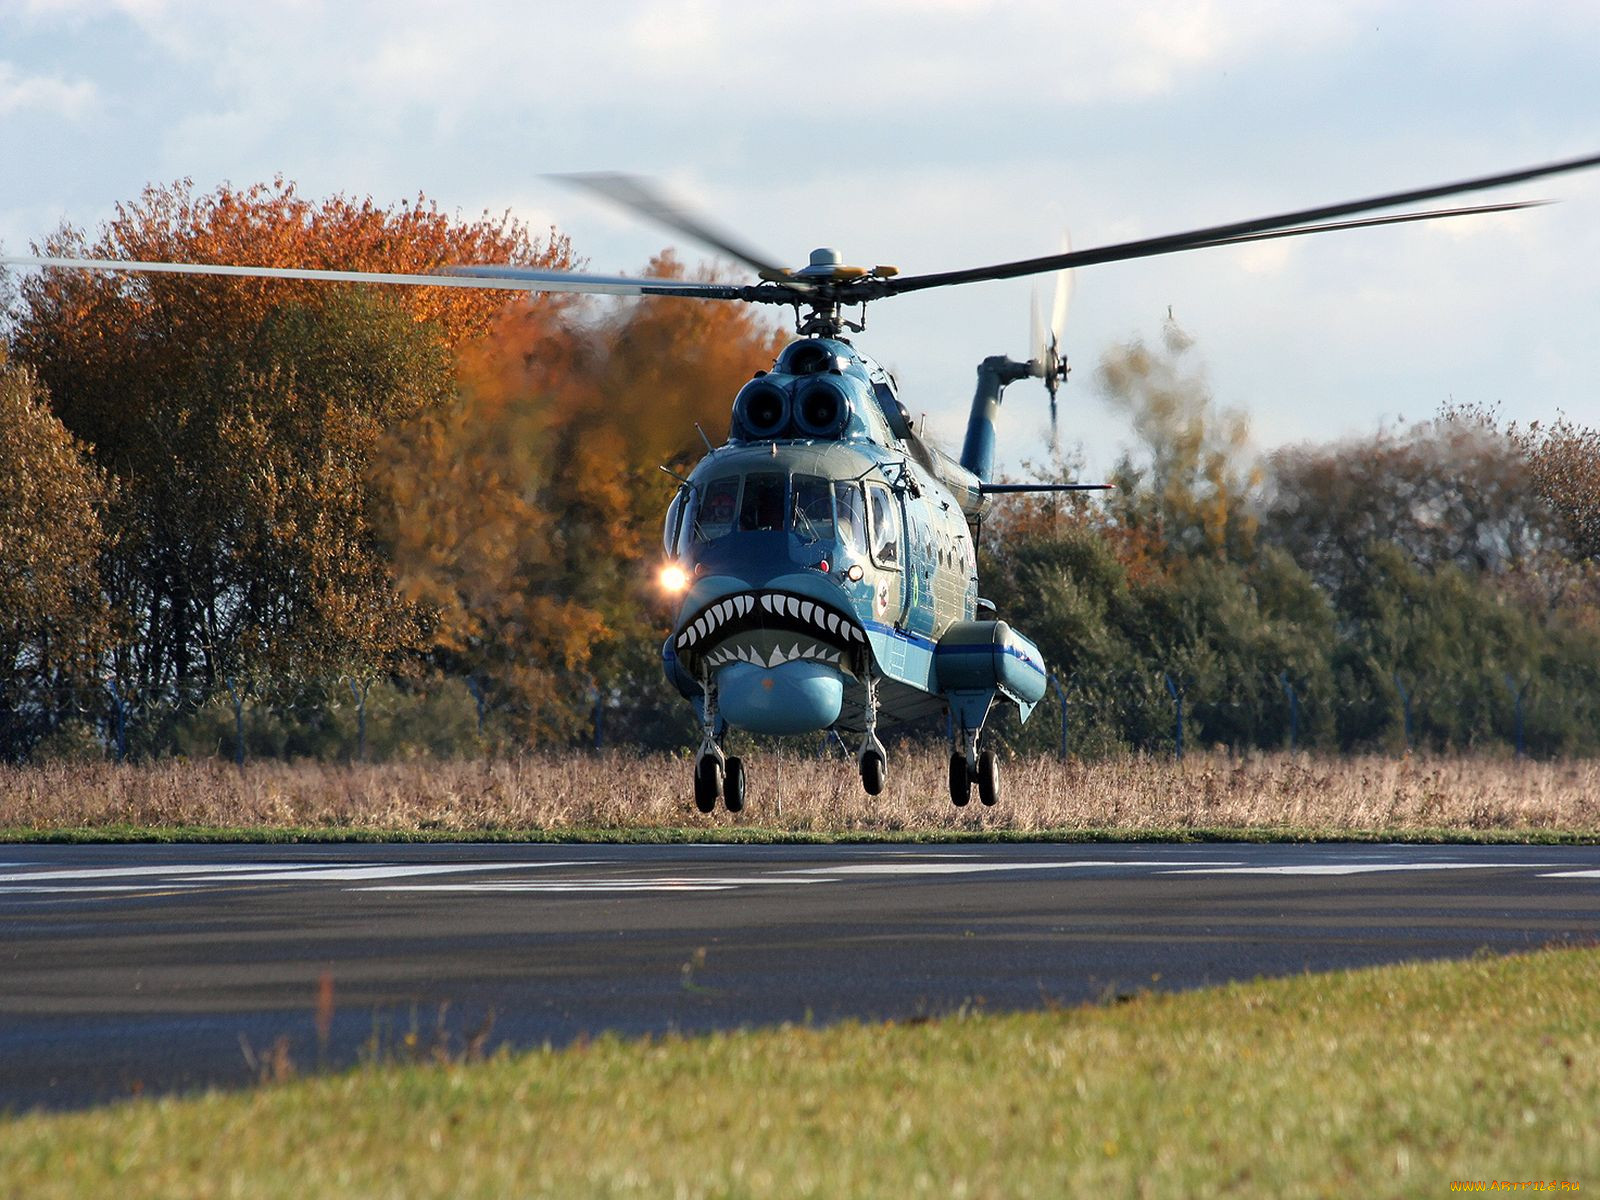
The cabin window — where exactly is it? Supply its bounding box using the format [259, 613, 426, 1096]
[663, 487, 691, 556]
[738, 472, 787, 532]
[866, 482, 900, 568]
[791, 475, 835, 544]
[835, 482, 867, 555]
[695, 476, 741, 542]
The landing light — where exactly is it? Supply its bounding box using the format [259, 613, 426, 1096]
[658, 563, 690, 594]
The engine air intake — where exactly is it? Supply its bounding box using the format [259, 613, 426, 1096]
[733, 379, 790, 439]
[794, 377, 851, 437]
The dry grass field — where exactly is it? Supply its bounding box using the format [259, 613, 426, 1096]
[2, 750, 1598, 839]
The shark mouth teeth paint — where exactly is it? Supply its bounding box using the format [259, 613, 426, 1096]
[673, 590, 866, 677]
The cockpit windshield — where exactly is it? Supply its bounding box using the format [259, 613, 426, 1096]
[738, 473, 787, 532]
[792, 475, 834, 544]
[695, 476, 741, 542]
[690, 471, 853, 551]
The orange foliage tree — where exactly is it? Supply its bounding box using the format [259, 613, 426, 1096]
[10, 179, 574, 705]
[381, 252, 788, 742]
[0, 359, 112, 755]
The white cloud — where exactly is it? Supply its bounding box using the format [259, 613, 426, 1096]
[0, 62, 95, 118]
[3, 0, 1599, 470]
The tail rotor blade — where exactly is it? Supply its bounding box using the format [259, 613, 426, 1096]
[1030, 287, 1047, 366]
[1049, 231, 1073, 343]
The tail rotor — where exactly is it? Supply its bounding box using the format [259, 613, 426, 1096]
[1029, 233, 1073, 445]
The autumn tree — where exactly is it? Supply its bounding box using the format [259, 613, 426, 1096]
[0, 360, 111, 757]
[380, 251, 787, 742]
[1504, 414, 1600, 562]
[8, 179, 573, 709]
[1260, 409, 1556, 595]
[1098, 319, 1260, 563]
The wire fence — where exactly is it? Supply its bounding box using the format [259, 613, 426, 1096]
[0, 659, 1570, 766]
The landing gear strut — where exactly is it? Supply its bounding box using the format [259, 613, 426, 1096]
[858, 673, 887, 796]
[693, 672, 728, 814]
[947, 703, 1000, 808]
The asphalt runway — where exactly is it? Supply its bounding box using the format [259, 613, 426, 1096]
[3, 840, 1600, 1112]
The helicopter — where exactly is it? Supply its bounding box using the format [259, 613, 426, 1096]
[6, 151, 1599, 812]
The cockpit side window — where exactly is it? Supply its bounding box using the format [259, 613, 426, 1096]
[834, 481, 867, 555]
[738, 472, 787, 532]
[663, 486, 691, 556]
[792, 475, 835, 544]
[695, 476, 741, 542]
[866, 481, 900, 568]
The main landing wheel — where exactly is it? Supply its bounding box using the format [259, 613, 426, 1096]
[976, 750, 1000, 807]
[860, 748, 886, 796]
[723, 756, 747, 813]
[948, 752, 970, 807]
[693, 755, 721, 814]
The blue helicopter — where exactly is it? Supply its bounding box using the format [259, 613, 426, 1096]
[654, 285, 1078, 813]
[8, 152, 1599, 811]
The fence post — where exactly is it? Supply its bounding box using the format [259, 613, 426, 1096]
[1393, 673, 1413, 753]
[466, 675, 487, 738]
[1503, 674, 1527, 759]
[105, 680, 127, 763]
[345, 677, 368, 763]
[1048, 674, 1069, 761]
[1163, 672, 1184, 761]
[1278, 671, 1299, 752]
[225, 676, 245, 767]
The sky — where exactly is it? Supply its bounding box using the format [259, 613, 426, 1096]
[2, 0, 1598, 479]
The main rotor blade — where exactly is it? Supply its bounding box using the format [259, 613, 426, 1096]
[883, 151, 1600, 295]
[1171, 199, 1550, 252]
[552, 172, 786, 278]
[0, 255, 752, 299]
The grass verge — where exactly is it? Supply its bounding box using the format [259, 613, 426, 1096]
[3, 750, 1600, 843]
[5, 822, 1600, 845]
[4, 946, 1597, 1198]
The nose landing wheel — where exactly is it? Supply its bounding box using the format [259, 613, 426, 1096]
[723, 756, 747, 813]
[949, 752, 970, 806]
[693, 753, 722, 814]
[976, 749, 999, 807]
[859, 748, 886, 796]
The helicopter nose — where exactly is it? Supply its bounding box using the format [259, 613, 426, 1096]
[667, 572, 866, 736]
[715, 659, 845, 735]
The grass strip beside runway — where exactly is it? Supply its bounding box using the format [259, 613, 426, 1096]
[4, 946, 1597, 1198]
[5, 823, 1600, 845]
[5, 751, 1600, 843]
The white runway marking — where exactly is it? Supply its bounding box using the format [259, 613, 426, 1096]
[0, 884, 205, 893]
[368, 882, 738, 893]
[357, 876, 833, 894]
[777, 860, 1243, 877]
[1164, 862, 1566, 876]
[0, 853, 1595, 900]
[0, 860, 587, 895]
[183, 862, 585, 883]
[0, 863, 312, 883]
